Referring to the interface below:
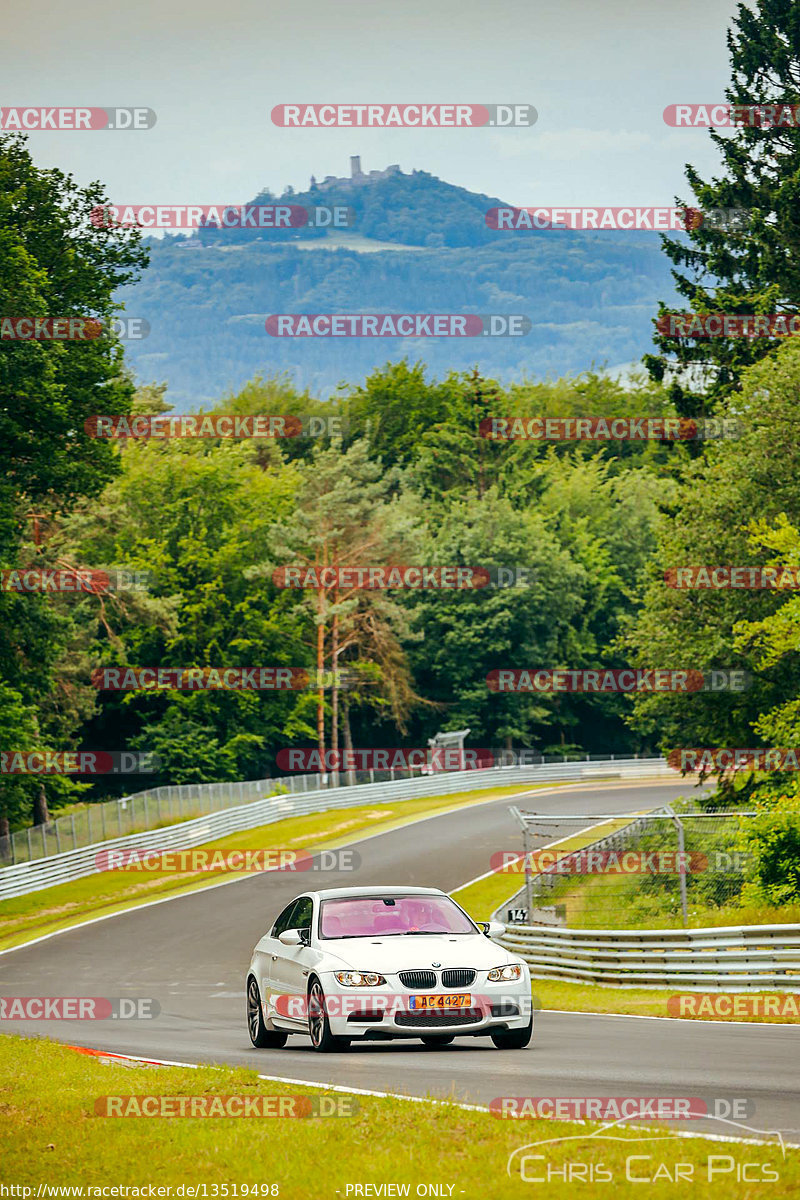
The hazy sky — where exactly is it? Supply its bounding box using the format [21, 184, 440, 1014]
[5, 0, 741, 207]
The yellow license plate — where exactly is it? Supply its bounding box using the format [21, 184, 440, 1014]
[409, 994, 471, 1009]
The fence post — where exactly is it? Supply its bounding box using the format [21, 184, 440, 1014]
[665, 804, 688, 928]
[101, 803, 107, 840]
[27, 826, 32, 861]
[524, 823, 533, 921]
[118, 802, 123, 836]
[71, 813, 77, 850]
[55, 821, 62, 854]
[676, 817, 688, 928]
[144, 794, 149, 831]
[42, 824, 47, 857]
[87, 807, 92, 846]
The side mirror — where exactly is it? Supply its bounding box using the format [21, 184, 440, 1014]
[279, 928, 304, 946]
[482, 920, 506, 938]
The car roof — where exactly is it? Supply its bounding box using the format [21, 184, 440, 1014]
[311, 885, 448, 901]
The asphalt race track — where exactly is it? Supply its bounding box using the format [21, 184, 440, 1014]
[2, 779, 797, 1144]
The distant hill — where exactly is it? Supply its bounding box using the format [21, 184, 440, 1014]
[196, 165, 512, 249]
[117, 163, 680, 404]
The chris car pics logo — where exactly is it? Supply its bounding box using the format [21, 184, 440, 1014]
[506, 1117, 784, 1184]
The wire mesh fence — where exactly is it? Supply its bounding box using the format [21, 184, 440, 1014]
[0, 774, 318, 867]
[0, 751, 662, 868]
[501, 806, 757, 930]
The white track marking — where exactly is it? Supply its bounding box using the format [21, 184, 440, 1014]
[63, 1046, 800, 1148]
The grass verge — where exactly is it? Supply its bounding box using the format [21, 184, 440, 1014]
[529, 979, 800, 1023]
[0, 1035, 794, 1197]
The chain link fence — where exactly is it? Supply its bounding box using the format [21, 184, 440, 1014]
[501, 806, 756, 930]
[0, 751, 662, 868]
[0, 773, 324, 867]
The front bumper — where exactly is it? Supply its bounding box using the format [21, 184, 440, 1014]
[320, 976, 532, 1039]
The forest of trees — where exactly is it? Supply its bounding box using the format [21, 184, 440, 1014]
[2, 0, 800, 908]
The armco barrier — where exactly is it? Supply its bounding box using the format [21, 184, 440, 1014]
[0, 757, 670, 900]
[496, 922, 800, 992]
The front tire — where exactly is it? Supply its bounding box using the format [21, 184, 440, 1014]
[490, 1014, 533, 1050]
[308, 978, 350, 1052]
[247, 977, 288, 1049]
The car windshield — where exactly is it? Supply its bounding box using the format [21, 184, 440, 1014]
[319, 895, 477, 939]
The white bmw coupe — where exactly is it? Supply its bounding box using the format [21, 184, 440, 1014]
[246, 885, 533, 1052]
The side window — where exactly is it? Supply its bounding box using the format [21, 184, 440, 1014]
[271, 900, 299, 938]
[292, 896, 314, 934]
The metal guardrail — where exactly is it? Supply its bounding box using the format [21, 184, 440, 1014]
[491, 802, 793, 990]
[0, 773, 324, 866]
[497, 922, 800, 992]
[0, 750, 662, 867]
[0, 756, 671, 901]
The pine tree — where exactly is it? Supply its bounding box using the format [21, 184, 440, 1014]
[645, 0, 800, 418]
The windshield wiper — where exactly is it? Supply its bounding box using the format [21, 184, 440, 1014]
[402, 929, 449, 935]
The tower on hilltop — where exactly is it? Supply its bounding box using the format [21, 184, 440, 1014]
[350, 155, 363, 178]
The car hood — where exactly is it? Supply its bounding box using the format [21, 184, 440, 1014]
[318, 933, 517, 973]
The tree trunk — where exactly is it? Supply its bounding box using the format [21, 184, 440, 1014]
[33, 781, 50, 826]
[0, 815, 9, 840]
[343, 696, 356, 787]
[316, 588, 326, 775]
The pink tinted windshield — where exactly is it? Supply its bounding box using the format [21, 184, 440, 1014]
[319, 895, 475, 939]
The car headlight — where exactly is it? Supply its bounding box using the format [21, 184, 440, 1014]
[334, 971, 386, 987]
[487, 964, 522, 982]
